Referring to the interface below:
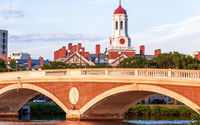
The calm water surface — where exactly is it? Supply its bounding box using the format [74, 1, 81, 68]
[0, 114, 195, 125]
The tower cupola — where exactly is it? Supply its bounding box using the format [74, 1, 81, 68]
[106, 0, 135, 63]
[114, 1, 126, 15]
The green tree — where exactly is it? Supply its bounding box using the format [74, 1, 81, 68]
[0, 59, 7, 72]
[117, 56, 148, 68]
[152, 52, 200, 69]
[86, 63, 112, 68]
[42, 61, 79, 70]
[9, 59, 17, 71]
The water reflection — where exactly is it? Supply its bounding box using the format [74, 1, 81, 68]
[0, 114, 195, 125]
[0, 120, 196, 125]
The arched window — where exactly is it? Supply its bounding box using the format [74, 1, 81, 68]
[120, 21, 123, 30]
[116, 21, 118, 30]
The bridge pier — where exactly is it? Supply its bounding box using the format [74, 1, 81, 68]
[66, 110, 123, 121]
[80, 115, 123, 121]
[66, 110, 81, 120]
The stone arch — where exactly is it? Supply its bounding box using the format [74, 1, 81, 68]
[80, 84, 200, 116]
[0, 84, 69, 114]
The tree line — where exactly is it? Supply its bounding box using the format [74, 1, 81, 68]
[0, 52, 200, 72]
[118, 52, 200, 70]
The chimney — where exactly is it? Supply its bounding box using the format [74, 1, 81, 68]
[7, 57, 11, 63]
[140, 45, 145, 56]
[72, 45, 77, 53]
[68, 43, 72, 52]
[155, 49, 161, 56]
[74, 45, 77, 52]
[78, 43, 82, 53]
[61, 46, 67, 58]
[84, 52, 90, 58]
[28, 57, 31, 69]
[40, 57, 44, 68]
[96, 44, 100, 57]
[81, 47, 85, 56]
[1, 54, 6, 62]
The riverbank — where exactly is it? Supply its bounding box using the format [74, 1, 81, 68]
[124, 105, 200, 120]
[25, 103, 65, 115]
[24, 104, 200, 121]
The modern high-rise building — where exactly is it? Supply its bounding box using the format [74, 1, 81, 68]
[0, 30, 8, 58]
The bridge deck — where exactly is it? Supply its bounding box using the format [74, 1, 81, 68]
[0, 68, 200, 86]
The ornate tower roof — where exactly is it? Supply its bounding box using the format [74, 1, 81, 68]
[114, 0, 126, 14]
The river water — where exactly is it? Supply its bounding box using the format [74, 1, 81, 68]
[0, 114, 195, 125]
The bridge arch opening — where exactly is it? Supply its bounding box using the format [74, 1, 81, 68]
[0, 84, 68, 118]
[80, 84, 200, 118]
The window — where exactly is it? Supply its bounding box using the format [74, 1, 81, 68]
[120, 21, 123, 30]
[116, 21, 118, 30]
[3, 33, 6, 38]
[2, 51, 5, 54]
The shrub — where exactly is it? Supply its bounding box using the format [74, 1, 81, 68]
[150, 106, 161, 115]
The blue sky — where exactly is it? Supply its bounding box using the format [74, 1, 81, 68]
[1, 0, 200, 60]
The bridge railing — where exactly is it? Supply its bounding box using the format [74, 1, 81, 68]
[1, 68, 200, 82]
[78, 69, 200, 80]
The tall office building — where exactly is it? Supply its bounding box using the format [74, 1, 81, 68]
[0, 30, 8, 58]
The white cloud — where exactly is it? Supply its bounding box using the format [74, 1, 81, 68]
[8, 33, 108, 60]
[0, 4, 24, 19]
[9, 33, 106, 43]
[133, 15, 200, 55]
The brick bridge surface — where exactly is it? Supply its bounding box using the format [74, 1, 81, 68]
[0, 68, 200, 120]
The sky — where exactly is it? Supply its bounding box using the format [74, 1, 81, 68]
[1, 0, 200, 60]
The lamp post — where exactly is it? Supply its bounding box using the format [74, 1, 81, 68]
[118, 51, 121, 67]
[16, 60, 18, 71]
[7, 62, 10, 72]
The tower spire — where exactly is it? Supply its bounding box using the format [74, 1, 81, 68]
[119, 0, 121, 5]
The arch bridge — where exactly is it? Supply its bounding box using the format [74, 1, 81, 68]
[0, 68, 200, 120]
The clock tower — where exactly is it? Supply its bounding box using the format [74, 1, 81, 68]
[107, 0, 135, 63]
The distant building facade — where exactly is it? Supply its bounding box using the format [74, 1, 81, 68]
[193, 51, 200, 60]
[0, 30, 8, 59]
[8, 52, 30, 60]
[54, 43, 99, 66]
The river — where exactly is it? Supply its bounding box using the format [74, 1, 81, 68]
[0, 114, 195, 125]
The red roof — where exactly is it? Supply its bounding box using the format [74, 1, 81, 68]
[114, 5, 126, 14]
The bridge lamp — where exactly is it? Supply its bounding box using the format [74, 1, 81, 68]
[16, 61, 18, 71]
[118, 52, 122, 67]
[7, 62, 10, 72]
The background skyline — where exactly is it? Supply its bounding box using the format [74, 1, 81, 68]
[0, 0, 200, 60]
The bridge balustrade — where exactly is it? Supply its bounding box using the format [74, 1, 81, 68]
[137, 69, 168, 78]
[45, 71, 67, 76]
[1, 69, 200, 82]
[78, 69, 200, 80]
[81, 70, 106, 76]
[171, 70, 200, 79]
[108, 69, 135, 76]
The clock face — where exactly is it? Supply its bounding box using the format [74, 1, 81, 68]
[120, 38, 125, 45]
